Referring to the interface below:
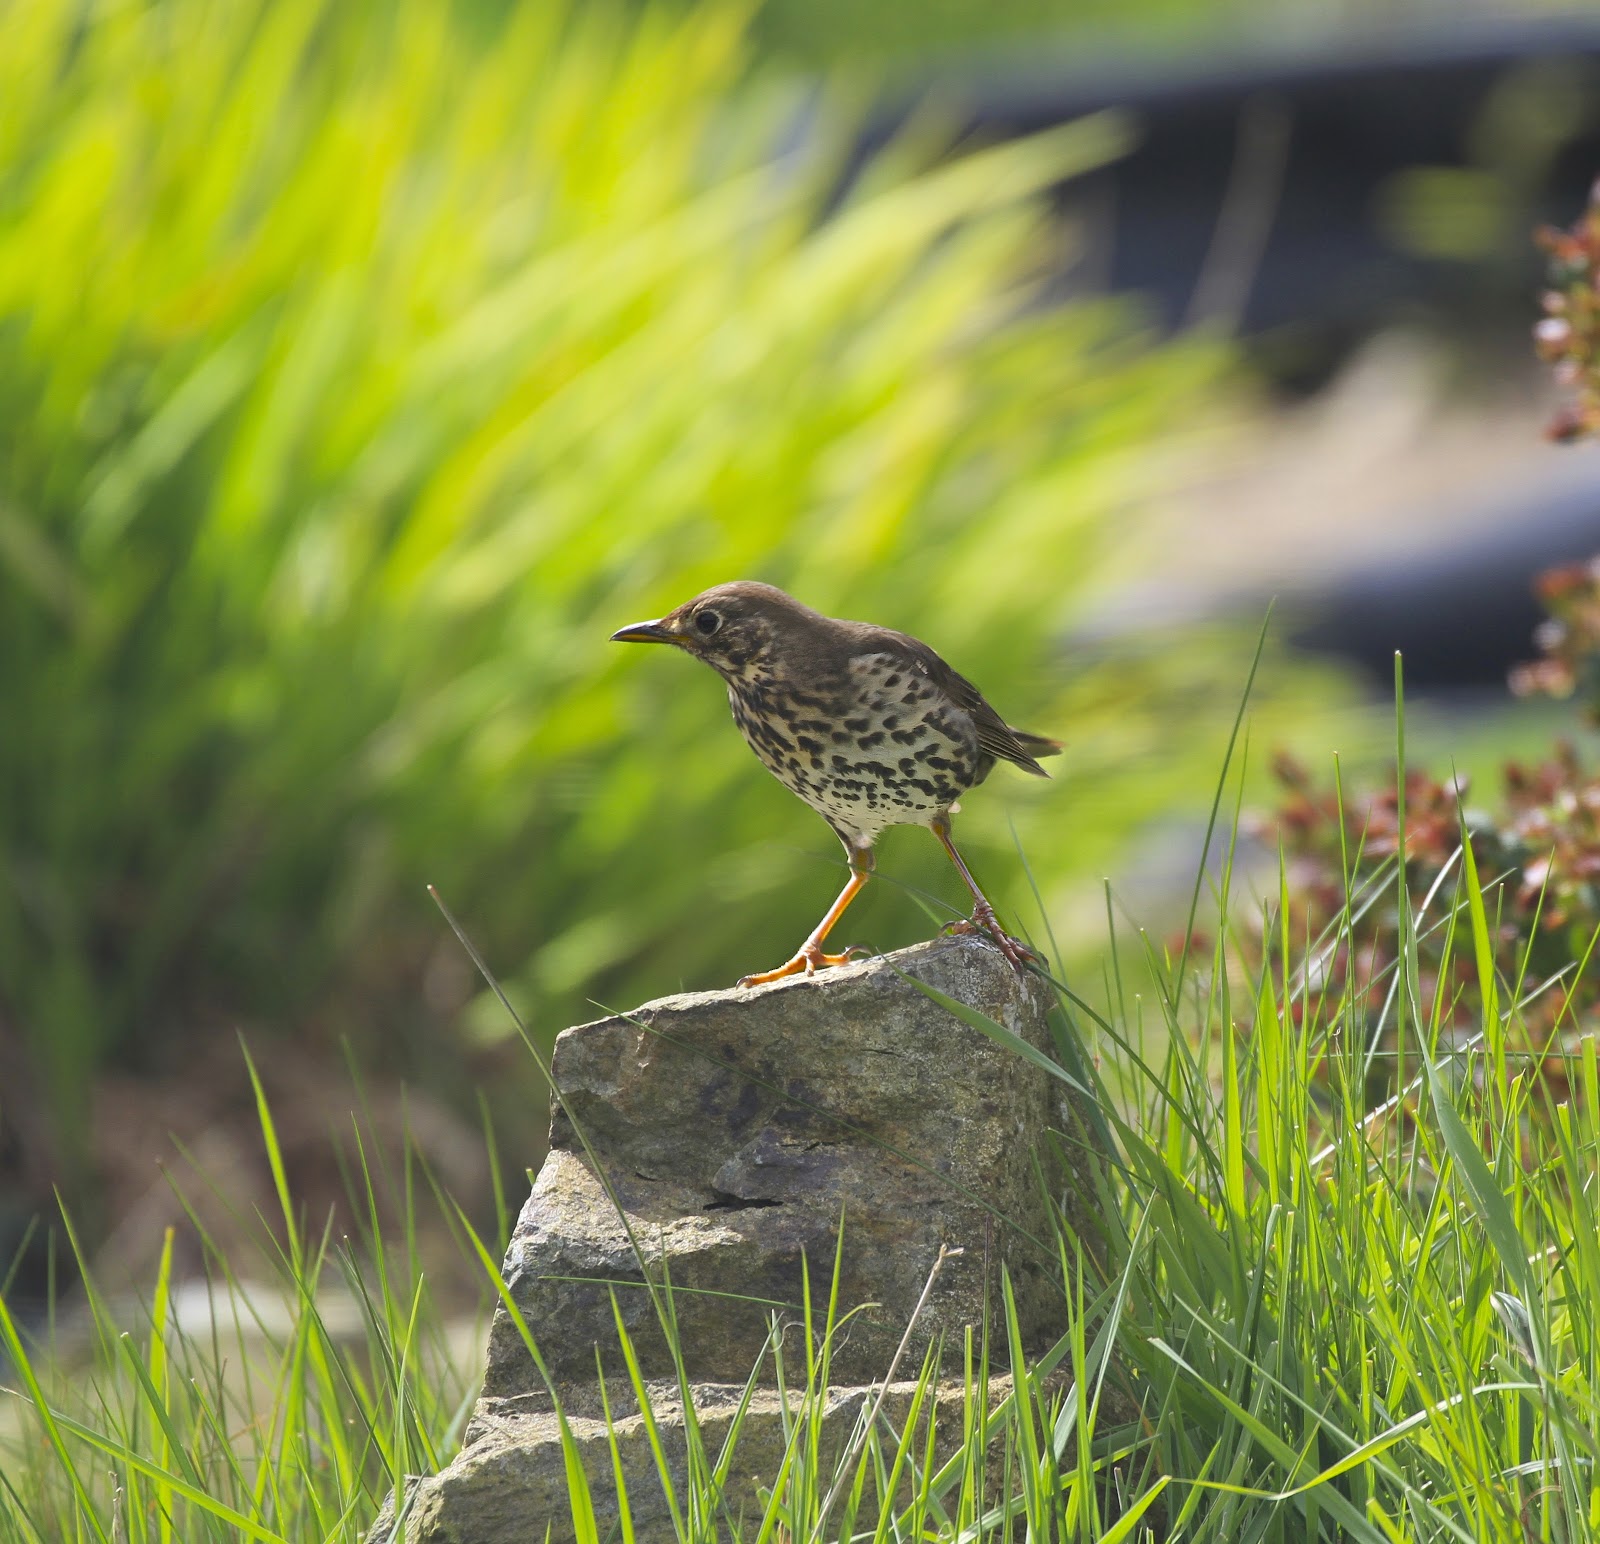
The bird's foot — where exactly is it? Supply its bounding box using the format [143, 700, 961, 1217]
[738, 941, 869, 988]
[940, 904, 1042, 973]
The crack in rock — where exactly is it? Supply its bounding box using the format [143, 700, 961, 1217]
[704, 1190, 783, 1211]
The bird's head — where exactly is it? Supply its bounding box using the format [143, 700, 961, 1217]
[610, 581, 819, 679]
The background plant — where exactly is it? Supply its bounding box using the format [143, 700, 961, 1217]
[0, 0, 1334, 1252]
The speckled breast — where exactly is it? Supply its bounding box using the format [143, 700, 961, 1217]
[725, 652, 983, 842]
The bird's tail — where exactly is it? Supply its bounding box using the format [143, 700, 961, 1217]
[1013, 730, 1063, 759]
[1004, 728, 1063, 777]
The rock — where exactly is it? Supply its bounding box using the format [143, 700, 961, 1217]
[372, 1373, 1017, 1544]
[374, 934, 1113, 1544]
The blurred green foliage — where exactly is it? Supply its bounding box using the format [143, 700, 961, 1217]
[0, 0, 1337, 1193]
[726, 0, 1586, 71]
[746, 0, 1246, 70]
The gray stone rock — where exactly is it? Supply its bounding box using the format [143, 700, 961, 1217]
[373, 934, 1113, 1543]
[373, 1374, 1017, 1544]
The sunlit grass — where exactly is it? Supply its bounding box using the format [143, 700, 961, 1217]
[0, 1065, 487, 1542]
[3, 679, 1596, 1540]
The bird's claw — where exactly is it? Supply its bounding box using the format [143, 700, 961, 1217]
[738, 941, 869, 988]
[941, 910, 1042, 973]
[993, 932, 1044, 972]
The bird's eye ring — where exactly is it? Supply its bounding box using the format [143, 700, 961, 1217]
[695, 610, 722, 637]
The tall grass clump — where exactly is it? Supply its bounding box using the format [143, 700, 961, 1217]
[0, 1051, 490, 1542]
[1064, 673, 1600, 1542]
[0, 0, 1330, 1218]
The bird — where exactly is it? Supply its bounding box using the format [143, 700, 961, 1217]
[610, 581, 1059, 986]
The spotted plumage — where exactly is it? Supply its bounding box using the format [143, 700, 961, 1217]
[611, 581, 1059, 985]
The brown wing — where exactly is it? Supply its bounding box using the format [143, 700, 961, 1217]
[861, 627, 1062, 778]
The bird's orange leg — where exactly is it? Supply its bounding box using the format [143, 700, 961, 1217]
[930, 811, 1040, 972]
[738, 845, 875, 988]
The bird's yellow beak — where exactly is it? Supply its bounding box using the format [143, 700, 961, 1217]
[609, 617, 681, 645]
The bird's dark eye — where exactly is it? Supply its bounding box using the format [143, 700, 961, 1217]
[695, 609, 722, 637]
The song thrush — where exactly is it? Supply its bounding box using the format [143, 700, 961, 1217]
[611, 582, 1060, 986]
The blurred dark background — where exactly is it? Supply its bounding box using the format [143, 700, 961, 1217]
[4, 0, 1599, 1319]
[907, 16, 1600, 687]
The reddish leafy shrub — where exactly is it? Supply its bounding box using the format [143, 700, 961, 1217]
[1251, 585, 1600, 1132]
[1535, 180, 1600, 442]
